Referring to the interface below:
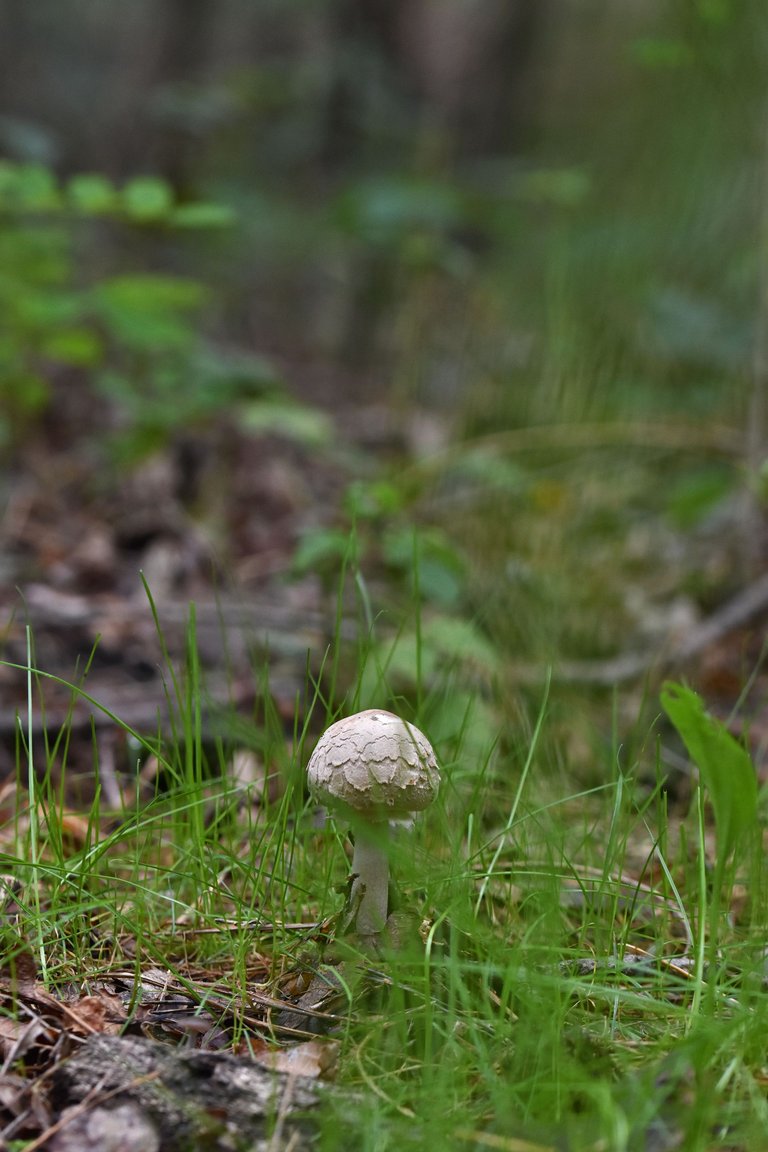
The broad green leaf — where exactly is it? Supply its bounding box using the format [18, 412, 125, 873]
[382, 526, 466, 608]
[521, 166, 591, 208]
[93, 275, 206, 352]
[450, 449, 529, 495]
[171, 202, 236, 229]
[361, 615, 500, 704]
[337, 177, 466, 242]
[40, 327, 103, 367]
[661, 681, 758, 862]
[632, 36, 693, 69]
[121, 176, 174, 222]
[67, 173, 116, 214]
[665, 466, 733, 528]
[423, 615, 501, 679]
[96, 274, 206, 314]
[0, 226, 70, 287]
[291, 529, 350, 576]
[359, 632, 439, 707]
[5, 372, 50, 414]
[192, 347, 281, 400]
[240, 401, 332, 446]
[11, 163, 61, 210]
[14, 289, 83, 327]
[344, 480, 404, 520]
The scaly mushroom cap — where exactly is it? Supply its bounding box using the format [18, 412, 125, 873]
[307, 709, 440, 819]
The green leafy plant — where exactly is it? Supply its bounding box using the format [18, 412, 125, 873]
[661, 680, 761, 1006]
[6, 597, 768, 1150]
[660, 681, 758, 869]
[0, 159, 291, 460]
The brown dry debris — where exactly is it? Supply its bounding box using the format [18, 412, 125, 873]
[0, 938, 343, 1149]
[1, 402, 349, 785]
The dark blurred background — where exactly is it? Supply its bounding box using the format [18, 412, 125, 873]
[3, 0, 762, 416]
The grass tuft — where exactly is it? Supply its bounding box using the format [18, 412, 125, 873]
[1, 590, 767, 1151]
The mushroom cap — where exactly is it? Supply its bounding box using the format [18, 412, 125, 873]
[307, 709, 440, 818]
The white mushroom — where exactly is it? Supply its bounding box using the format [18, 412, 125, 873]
[307, 709, 440, 937]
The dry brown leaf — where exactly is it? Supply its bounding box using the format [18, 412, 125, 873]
[0, 1072, 33, 1120]
[0, 873, 22, 914]
[0, 784, 20, 828]
[231, 749, 266, 790]
[139, 754, 162, 787]
[123, 967, 175, 1000]
[253, 1038, 339, 1080]
[63, 994, 123, 1037]
[0, 1015, 24, 1053]
[0, 940, 39, 985]
[0, 1017, 53, 1070]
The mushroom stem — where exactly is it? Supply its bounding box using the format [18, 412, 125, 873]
[350, 830, 389, 936]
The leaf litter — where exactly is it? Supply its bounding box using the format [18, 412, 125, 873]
[2, 372, 767, 1148]
[0, 919, 344, 1149]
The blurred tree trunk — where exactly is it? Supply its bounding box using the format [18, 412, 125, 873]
[399, 0, 545, 153]
[0, 0, 62, 163]
[319, 0, 409, 167]
[147, 0, 219, 190]
[321, 0, 547, 165]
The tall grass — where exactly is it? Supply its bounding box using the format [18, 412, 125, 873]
[2, 579, 767, 1152]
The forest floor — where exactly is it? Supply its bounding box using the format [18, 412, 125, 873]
[2, 369, 768, 1151]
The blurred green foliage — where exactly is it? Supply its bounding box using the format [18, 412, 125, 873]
[0, 159, 281, 459]
[3, 1, 763, 450]
[662, 680, 759, 868]
[1, 1, 766, 711]
[187, 1, 764, 426]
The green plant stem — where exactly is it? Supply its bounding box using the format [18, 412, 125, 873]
[25, 626, 47, 982]
[689, 786, 708, 1025]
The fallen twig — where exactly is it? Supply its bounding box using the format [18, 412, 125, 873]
[508, 570, 768, 687]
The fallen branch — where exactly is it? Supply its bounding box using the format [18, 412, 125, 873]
[509, 570, 768, 687]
